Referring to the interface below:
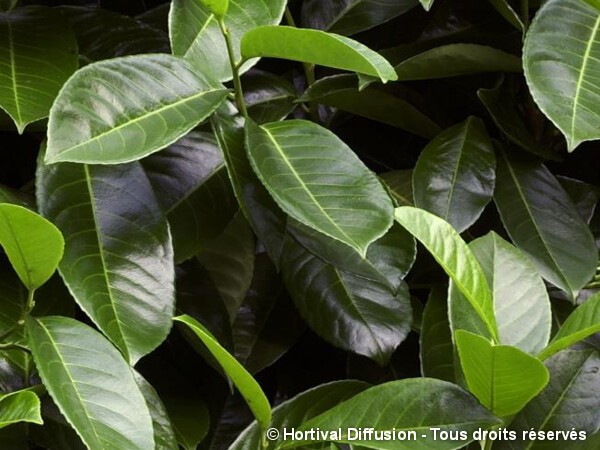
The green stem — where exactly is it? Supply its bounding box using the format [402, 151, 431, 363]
[0, 289, 35, 342]
[218, 18, 249, 119]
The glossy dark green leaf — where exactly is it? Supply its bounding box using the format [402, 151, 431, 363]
[197, 211, 255, 321]
[494, 149, 597, 300]
[59, 6, 170, 63]
[246, 119, 394, 256]
[142, 131, 238, 263]
[394, 207, 498, 340]
[380, 170, 414, 206]
[540, 292, 600, 360]
[0, 204, 64, 290]
[0, 185, 34, 209]
[390, 44, 521, 81]
[420, 287, 454, 382]
[478, 80, 560, 161]
[0, 6, 78, 133]
[133, 373, 178, 450]
[301, 0, 418, 35]
[301, 75, 441, 139]
[169, 0, 286, 81]
[212, 109, 287, 266]
[233, 253, 305, 374]
[558, 175, 600, 223]
[290, 379, 500, 450]
[241, 27, 397, 83]
[30, 410, 86, 450]
[174, 314, 271, 430]
[288, 220, 415, 292]
[455, 330, 549, 417]
[45, 54, 227, 165]
[37, 159, 175, 364]
[242, 70, 297, 124]
[523, 0, 600, 150]
[413, 117, 495, 232]
[230, 380, 369, 450]
[27, 316, 154, 450]
[162, 394, 210, 450]
[0, 390, 42, 429]
[496, 350, 600, 450]
[280, 237, 412, 365]
[470, 232, 551, 355]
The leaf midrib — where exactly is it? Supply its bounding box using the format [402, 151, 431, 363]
[7, 20, 21, 126]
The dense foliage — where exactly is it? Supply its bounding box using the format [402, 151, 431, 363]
[0, 0, 599, 449]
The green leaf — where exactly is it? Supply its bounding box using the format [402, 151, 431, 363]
[286, 378, 500, 450]
[488, 0, 524, 31]
[242, 70, 297, 124]
[213, 109, 287, 266]
[394, 206, 498, 340]
[413, 117, 495, 232]
[380, 170, 414, 206]
[173, 314, 271, 431]
[301, 75, 441, 139]
[142, 131, 238, 263]
[539, 292, 600, 359]
[161, 394, 209, 450]
[391, 44, 521, 81]
[200, 0, 228, 18]
[420, 287, 455, 382]
[301, 0, 418, 35]
[0, 184, 34, 209]
[245, 119, 394, 256]
[59, 6, 170, 63]
[240, 26, 398, 83]
[494, 149, 597, 300]
[523, 0, 600, 150]
[558, 175, 600, 223]
[197, 211, 256, 321]
[36, 158, 175, 364]
[45, 54, 228, 165]
[0, 6, 78, 132]
[470, 232, 551, 355]
[169, 0, 286, 81]
[420, 0, 434, 11]
[495, 350, 600, 450]
[0, 390, 42, 429]
[455, 330, 549, 417]
[0, 204, 64, 290]
[230, 380, 369, 450]
[478, 79, 561, 161]
[280, 237, 412, 366]
[133, 373, 179, 450]
[26, 316, 154, 450]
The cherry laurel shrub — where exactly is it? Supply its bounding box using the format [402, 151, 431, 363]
[0, 0, 599, 448]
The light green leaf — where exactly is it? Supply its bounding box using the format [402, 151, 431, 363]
[169, 0, 286, 81]
[420, 287, 455, 382]
[230, 380, 369, 450]
[36, 158, 175, 364]
[420, 0, 434, 11]
[394, 206, 497, 340]
[455, 330, 549, 417]
[45, 54, 228, 164]
[280, 237, 412, 366]
[392, 44, 521, 81]
[494, 149, 597, 300]
[285, 378, 500, 450]
[413, 117, 495, 232]
[523, 0, 600, 150]
[27, 316, 154, 450]
[301, 75, 441, 139]
[200, 0, 228, 18]
[539, 292, 600, 359]
[0, 6, 78, 132]
[470, 232, 551, 355]
[173, 314, 271, 431]
[0, 390, 42, 429]
[246, 119, 394, 256]
[301, 0, 418, 36]
[142, 131, 238, 263]
[495, 350, 600, 450]
[241, 26, 397, 83]
[0, 204, 64, 290]
[212, 108, 287, 267]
